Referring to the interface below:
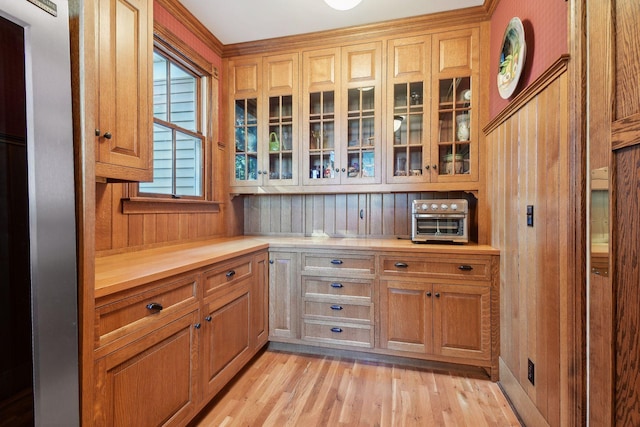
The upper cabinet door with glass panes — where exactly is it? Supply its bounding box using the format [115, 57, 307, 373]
[387, 35, 432, 183]
[263, 53, 299, 186]
[230, 57, 262, 187]
[139, 50, 205, 198]
[431, 28, 479, 183]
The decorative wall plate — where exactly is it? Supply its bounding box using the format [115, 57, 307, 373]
[497, 17, 526, 99]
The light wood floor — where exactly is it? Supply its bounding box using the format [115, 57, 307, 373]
[190, 349, 522, 427]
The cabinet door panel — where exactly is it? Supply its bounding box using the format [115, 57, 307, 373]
[252, 252, 269, 349]
[94, 310, 198, 427]
[96, 0, 152, 181]
[433, 29, 475, 74]
[379, 281, 431, 353]
[269, 251, 299, 340]
[432, 283, 490, 360]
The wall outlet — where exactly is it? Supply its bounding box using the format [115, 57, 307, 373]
[527, 358, 535, 385]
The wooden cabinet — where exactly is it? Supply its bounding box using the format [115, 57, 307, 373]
[302, 43, 382, 187]
[229, 53, 299, 190]
[93, 248, 269, 426]
[268, 250, 300, 341]
[95, 0, 153, 181]
[93, 273, 200, 426]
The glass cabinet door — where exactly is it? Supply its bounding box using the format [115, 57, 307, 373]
[346, 86, 376, 180]
[308, 91, 336, 181]
[267, 95, 294, 181]
[234, 98, 259, 182]
[392, 81, 425, 178]
[436, 77, 471, 177]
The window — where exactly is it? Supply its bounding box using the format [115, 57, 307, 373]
[139, 49, 206, 198]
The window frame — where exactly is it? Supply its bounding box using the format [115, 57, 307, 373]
[125, 23, 221, 214]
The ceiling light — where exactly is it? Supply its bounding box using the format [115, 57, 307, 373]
[323, 0, 363, 11]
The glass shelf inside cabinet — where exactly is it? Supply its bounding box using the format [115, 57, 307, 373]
[268, 95, 293, 180]
[309, 91, 336, 179]
[437, 77, 471, 176]
[392, 82, 423, 177]
[345, 86, 376, 179]
[235, 98, 258, 181]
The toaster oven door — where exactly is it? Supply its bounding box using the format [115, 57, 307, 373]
[413, 214, 467, 241]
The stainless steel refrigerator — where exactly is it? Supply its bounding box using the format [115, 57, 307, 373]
[0, 0, 79, 425]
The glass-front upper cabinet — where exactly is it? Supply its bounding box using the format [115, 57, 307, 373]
[302, 43, 381, 186]
[229, 57, 261, 188]
[263, 53, 299, 186]
[387, 35, 431, 184]
[431, 28, 479, 183]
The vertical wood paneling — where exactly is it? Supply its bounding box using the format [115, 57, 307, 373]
[486, 75, 569, 427]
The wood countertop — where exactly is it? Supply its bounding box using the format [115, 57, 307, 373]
[95, 236, 499, 298]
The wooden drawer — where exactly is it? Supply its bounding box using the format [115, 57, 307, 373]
[203, 254, 253, 300]
[303, 300, 373, 323]
[301, 252, 375, 274]
[380, 254, 492, 281]
[95, 274, 199, 349]
[302, 320, 373, 348]
[302, 276, 373, 300]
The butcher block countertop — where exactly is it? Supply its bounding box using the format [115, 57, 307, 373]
[95, 236, 499, 298]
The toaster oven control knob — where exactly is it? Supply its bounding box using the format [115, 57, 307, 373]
[441, 203, 448, 210]
[431, 204, 439, 210]
[451, 203, 459, 211]
[421, 203, 428, 210]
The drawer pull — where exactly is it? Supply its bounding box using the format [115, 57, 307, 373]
[205, 316, 212, 322]
[331, 327, 343, 333]
[330, 283, 344, 288]
[226, 270, 236, 278]
[330, 259, 343, 265]
[426, 291, 432, 297]
[394, 262, 408, 268]
[458, 265, 474, 271]
[194, 323, 201, 329]
[146, 302, 163, 311]
[330, 305, 344, 311]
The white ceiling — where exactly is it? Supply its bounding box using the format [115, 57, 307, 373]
[177, 0, 484, 45]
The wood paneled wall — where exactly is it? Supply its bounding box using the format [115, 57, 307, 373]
[486, 68, 570, 427]
[95, 182, 232, 254]
[243, 191, 479, 241]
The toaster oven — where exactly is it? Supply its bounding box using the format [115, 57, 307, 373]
[411, 199, 469, 243]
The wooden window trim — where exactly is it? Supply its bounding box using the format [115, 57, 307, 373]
[121, 197, 221, 214]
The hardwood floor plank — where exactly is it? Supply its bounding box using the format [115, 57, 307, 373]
[191, 350, 521, 427]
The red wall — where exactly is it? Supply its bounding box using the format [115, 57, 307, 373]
[490, 0, 568, 119]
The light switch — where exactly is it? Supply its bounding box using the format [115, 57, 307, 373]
[526, 205, 534, 227]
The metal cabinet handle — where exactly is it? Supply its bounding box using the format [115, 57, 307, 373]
[394, 262, 408, 268]
[330, 283, 343, 288]
[432, 164, 437, 170]
[226, 270, 236, 278]
[458, 265, 473, 271]
[205, 316, 212, 322]
[426, 292, 432, 297]
[95, 129, 112, 139]
[424, 165, 430, 170]
[330, 327, 343, 333]
[194, 323, 201, 329]
[146, 302, 163, 311]
[435, 293, 441, 298]
[330, 259, 343, 265]
[269, 260, 274, 264]
[330, 305, 343, 311]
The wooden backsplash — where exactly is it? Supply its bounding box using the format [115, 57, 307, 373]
[243, 192, 478, 239]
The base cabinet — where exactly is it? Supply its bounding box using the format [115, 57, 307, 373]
[94, 249, 268, 426]
[93, 310, 200, 427]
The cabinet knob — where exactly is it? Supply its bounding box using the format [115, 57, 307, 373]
[424, 165, 430, 170]
[432, 164, 438, 170]
[226, 270, 236, 278]
[194, 323, 202, 329]
[341, 168, 346, 173]
[426, 291, 432, 297]
[205, 316, 212, 322]
[269, 260, 274, 264]
[435, 293, 441, 298]
[146, 302, 163, 311]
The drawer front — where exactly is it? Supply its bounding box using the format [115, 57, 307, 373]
[303, 300, 373, 323]
[302, 252, 375, 274]
[302, 320, 373, 348]
[380, 255, 492, 281]
[302, 276, 373, 299]
[203, 255, 253, 299]
[96, 274, 199, 348]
